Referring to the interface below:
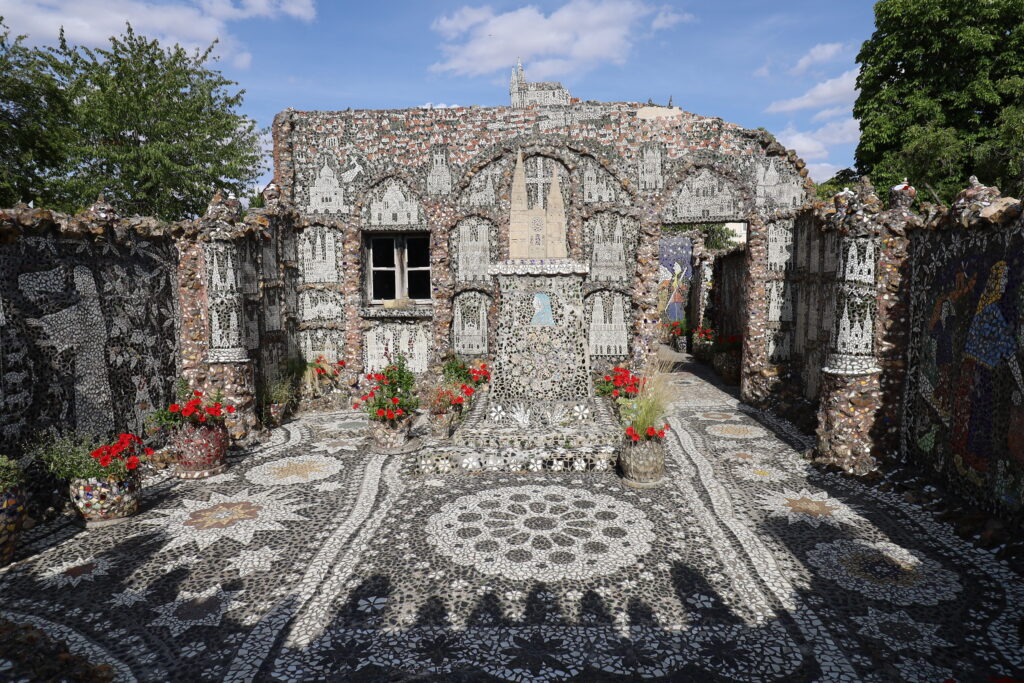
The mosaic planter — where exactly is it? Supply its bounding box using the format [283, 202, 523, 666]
[619, 439, 665, 487]
[369, 419, 419, 454]
[713, 351, 742, 385]
[69, 475, 141, 528]
[428, 411, 461, 439]
[671, 333, 689, 354]
[169, 424, 229, 479]
[692, 338, 714, 363]
[1, 485, 28, 567]
[265, 403, 287, 427]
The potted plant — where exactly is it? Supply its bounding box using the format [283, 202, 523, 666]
[617, 362, 672, 487]
[165, 391, 237, 479]
[353, 353, 420, 453]
[692, 326, 715, 363]
[33, 431, 150, 528]
[595, 365, 642, 419]
[663, 318, 688, 353]
[1, 455, 28, 566]
[262, 370, 299, 427]
[712, 334, 742, 385]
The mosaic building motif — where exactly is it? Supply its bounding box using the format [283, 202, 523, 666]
[902, 218, 1024, 521]
[306, 155, 362, 216]
[205, 241, 248, 363]
[509, 58, 571, 107]
[452, 291, 489, 356]
[298, 226, 339, 284]
[363, 323, 430, 372]
[453, 218, 493, 283]
[509, 153, 568, 259]
[581, 156, 617, 203]
[657, 237, 692, 323]
[0, 234, 177, 443]
[585, 213, 633, 283]
[425, 144, 452, 196]
[586, 291, 628, 357]
[367, 179, 424, 230]
[667, 168, 743, 222]
[755, 157, 806, 210]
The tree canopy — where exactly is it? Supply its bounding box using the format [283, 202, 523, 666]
[0, 20, 265, 219]
[854, 0, 1024, 202]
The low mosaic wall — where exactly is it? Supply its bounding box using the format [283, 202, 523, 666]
[900, 180, 1024, 525]
[0, 201, 180, 448]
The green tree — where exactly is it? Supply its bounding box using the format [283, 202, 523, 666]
[814, 168, 861, 199]
[854, 0, 1024, 202]
[663, 222, 736, 250]
[0, 20, 74, 207]
[1, 21, 265, 219]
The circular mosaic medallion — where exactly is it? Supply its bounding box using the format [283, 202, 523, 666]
[245, 454, 342, 486]
[425, 485, 655, 582]
[805, 538, 961, 606]
[706, 423, 768, 439]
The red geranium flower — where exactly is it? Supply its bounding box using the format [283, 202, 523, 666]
[386, 409, 395, 420]
[126, 455, 139, 470]
[227, 405, 236, 414]
[376, 408, 386, 417]
[646, 426, 656, 436]
[612, 389, 619, 397]
[396, 408, 403, 416]
[353, 403, 361, 409]
[194, 391, 203, 397]
[391, 397, 400, 405]
[169, 404, 180, 413]
[657, 430, 665, 438]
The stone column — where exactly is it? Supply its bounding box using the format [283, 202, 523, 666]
[815, 183, 883, 473]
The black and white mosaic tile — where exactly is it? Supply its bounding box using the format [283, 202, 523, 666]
[0, 368, 1022, 682]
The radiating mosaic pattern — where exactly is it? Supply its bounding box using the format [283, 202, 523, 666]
[0, 368, 1021, 682]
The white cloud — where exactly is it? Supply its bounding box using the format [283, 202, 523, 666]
[753, 60, 771, 78]
[766, 68, 858, 113]
[811, 106, 849, 122]
[430, 1, 687, 80]
[651, 5, 695, 30]
[419, 103, 461, 109]
[807, 163, 841, 183]
[790, 42, 843, 75]
[0, 0, 315, 69]
[777, 126, 829, 160]
[813, 117, 859, 145]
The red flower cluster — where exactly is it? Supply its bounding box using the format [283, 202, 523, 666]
[313, 356, 346, 377]
[662, 320, 685, 336]
[468, 363, 490, 383]
[168, 391, 236, 425]
[695, 326, 714, 341]
[90, 432, 152, 469]
[624, 423, 669, 442]
[596, 366, 643, 399]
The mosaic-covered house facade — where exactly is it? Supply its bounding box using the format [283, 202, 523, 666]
[269, 68, 811, 380]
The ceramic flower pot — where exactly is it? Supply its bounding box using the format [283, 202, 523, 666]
[69, 475, 141, 528]
[429, 411, 462, 438]
[1, 485, 28, 567]
[672, 334, 690, 354]
[169, 423, 229, 479]
[619, 439, 665, 487]
[369, 419, 418, 454]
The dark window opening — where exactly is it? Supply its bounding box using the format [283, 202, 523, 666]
[365, 233, 432, 303]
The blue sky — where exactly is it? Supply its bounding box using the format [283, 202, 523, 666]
[1, 0, 877, 185]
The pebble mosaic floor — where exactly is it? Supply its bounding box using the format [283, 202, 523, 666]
[2, 359, 1023, 682]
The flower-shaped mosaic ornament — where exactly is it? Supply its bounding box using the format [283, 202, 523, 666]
[706, 423, 769, 439]
[805, 538, 962, 606]
[425, 485, 655, 581]
[245, 454, 342, 486]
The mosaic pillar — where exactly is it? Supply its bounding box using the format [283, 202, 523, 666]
[815, 232, 882, 474]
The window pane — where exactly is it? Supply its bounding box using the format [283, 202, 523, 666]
[372, 270, 396, 300]
[407, 270, 431, 300]
[406, 236, 430, 268]
[371, 238, 395, 267]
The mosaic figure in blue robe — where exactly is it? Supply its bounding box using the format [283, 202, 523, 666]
[952, 261, 1024, 481]
[530, 293, 555, 326]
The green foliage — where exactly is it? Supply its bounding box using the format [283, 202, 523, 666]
[263, 371, 297, 406]
[29, 431, 108, 481]
[854, 0, 1024, 202]
[0, 455, 25, 490]
[361, 353, 420, 422]
[663, 222, 735, 251]
[247, 189, 266, 209]
[0, 20, 264, 218]
[174, 377, 192, 402]
[814, 168, 861, 199]
[441, 355, 474, 385]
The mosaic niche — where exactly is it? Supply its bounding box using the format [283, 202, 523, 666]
[581, 156, 618, 203]
[298, 290, 344, 324]
[755, 156, 806, 210]
[637, 143, 664, 191]
[452, 217, 495, 283]
[205, 241, 247, 363]
[363, 323, 430, 373]
[902, 221, 1024, 520]
[490, 273, 591, 403]
[303, 153, 363, 216]
[452, 291, 490, 356]
[824, 235, 879, 376]
[461, 156, 511, 208]
[366, 179, 424, 230]
[299, 328, 344, 364]
[658, 237, 692, 323]
[509, 153, 569, 259]
[585, 291, 629, 357]
[667, 168, 743, 222]
[425, 144, 453, 196]
[298, 226, 340, 284]
[768, 218, 796, 271]
[584, 213, 636, 283]
[0, 236, 178, 444]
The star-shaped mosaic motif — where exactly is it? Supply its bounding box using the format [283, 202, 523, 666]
[759, 488, 858, 528]
[143, 489, 307, 551]
[149, 585, 239, 637]
[270, 460, 331, 481]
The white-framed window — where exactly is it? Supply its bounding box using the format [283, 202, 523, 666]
[365, 233, 432, 303]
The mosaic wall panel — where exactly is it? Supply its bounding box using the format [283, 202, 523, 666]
[302, 151, 364, 218]
[461, 157, 511, 209]
[658, 237, 692, 323]
[298, 226, 340, 284]
[300, 328, 344, 365]
[581, 156, 618, 203]
[490, 273, 591, 403]
[0, 236, 178, 445]
[452, 218, 495, 283]
[425, 144, 453, 196]
[363, 323, 430, 373]
[584, 213, 637, 284]
[793, 214, 836, 401]
[205, 241, 247, 363]
[452, 291, 489, 356]
[299, 290, 344, 323]
[666, 169, 743, 222]
[902, 219, 1024, 521]
[755, 156, 807, 210]
[585, 291, 629, 357]
[366, 179, 425, 231]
